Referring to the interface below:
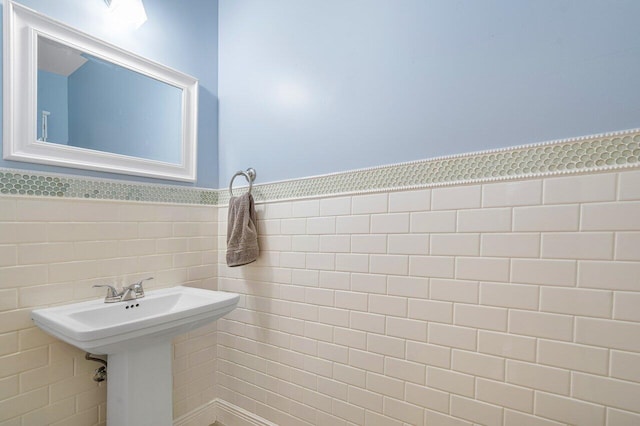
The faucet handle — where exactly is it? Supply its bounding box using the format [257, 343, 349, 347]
[127, 277, 153, 298]
[93, 284, 121, 303]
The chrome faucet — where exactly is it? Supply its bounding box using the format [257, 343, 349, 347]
[93, 277, 153, 303]
[92, 284, 121, 303]
[121, 277, 151, 301]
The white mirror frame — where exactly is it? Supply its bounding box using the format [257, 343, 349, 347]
[3, 1, 199, 182]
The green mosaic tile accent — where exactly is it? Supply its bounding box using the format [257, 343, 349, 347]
[220, 128, 640, 204]
[0, 170, 218, 205]
[2, 129, 639, 206]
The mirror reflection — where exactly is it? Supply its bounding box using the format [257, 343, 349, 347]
[37, 36, 183, 165]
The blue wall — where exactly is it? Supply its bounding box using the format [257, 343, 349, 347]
[5, 1, 640, 189]
[67, 58, 182, 163]
[37, 70, 69, 144]
[1, 0, 219, 188]
[218, 0, 640, 184]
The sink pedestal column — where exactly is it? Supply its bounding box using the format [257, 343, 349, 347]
[106, 341, 173, 426]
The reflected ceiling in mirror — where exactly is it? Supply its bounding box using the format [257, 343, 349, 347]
[4, 2, 199, 182]
[37, 37, 183, 165]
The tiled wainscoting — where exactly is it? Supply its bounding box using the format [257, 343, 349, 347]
[0, 197, 218, 425]
[216, 170, 640, 426]
[1, 157, 639, 425]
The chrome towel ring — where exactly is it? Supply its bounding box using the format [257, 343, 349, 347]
[229, 168, 257, 197]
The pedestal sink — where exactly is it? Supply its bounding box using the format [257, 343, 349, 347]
[31, 286, 239, 426]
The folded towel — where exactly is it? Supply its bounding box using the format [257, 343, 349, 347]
[226, 192, 259, 267]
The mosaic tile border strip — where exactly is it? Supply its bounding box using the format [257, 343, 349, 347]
[219, 128, 640, 205]
[1, 128, 639, 205]
[0, 169, 218, 205]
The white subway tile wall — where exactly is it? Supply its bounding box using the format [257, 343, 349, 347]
[217, 170, 640, 426]
[0, 197, 217, 425]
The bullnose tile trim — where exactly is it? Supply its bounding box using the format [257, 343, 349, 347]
[2, 128, 639, 205]
[0, 169, 218, 205]
[219, 128, 640, 205]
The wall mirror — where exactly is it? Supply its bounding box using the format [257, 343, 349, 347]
[3, 1, 199, 181]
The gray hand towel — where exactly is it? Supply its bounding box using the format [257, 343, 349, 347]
[226, 192, 259, 267]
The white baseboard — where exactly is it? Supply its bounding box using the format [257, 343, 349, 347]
[173, 399, 275, 426]
[214, 399, 277, 426]
[174, 399, 217, 426]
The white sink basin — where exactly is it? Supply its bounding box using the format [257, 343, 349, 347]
[32, 286, 239, 425]
[32, 286, 239, 354]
